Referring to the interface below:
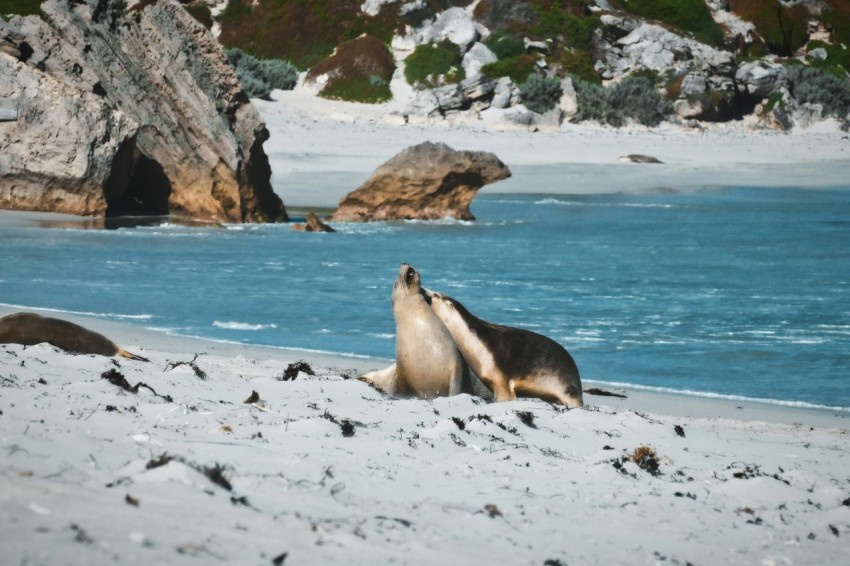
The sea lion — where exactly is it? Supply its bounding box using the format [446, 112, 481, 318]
[0, 312, 149, 361]
[360, 264, 475, 399]
[423, 290, 584, 408]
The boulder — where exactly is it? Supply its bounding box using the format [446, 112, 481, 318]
[491, 77, 519, 109]
[735, 60, 787, 100]
[559, 77, 578, 120]
[404, 88, 441, 118]
[460, 74, 496, 101]
[0, 0, 286, 223]
[415, 7, 482, 51]
[291, 211, 335, 232]
[462, 42, 497, 78]
[329, 142, 511, 221]
[432, 84, 467, 112]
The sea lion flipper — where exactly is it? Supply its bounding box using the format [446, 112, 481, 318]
[117, 348, 150, 362]
[359, 363, 397, 394]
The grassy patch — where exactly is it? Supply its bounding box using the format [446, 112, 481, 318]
[822, 0, 850, 46]
[404, 41, 464, 87]
[615, 0, 724, 46]
[219, 0, 402, 70]
[481, 54, 537, 83]
[0, 0, 43, 16]
[729, 0, 809, 56]
[307, 35, 395, 103]
[485, 32, 526, 60]
[807, 41, 850, 77]
[321, 76, 392, 103]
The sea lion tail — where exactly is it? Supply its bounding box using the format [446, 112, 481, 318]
[117, 348, 150, 362]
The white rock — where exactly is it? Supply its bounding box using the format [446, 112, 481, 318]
[559, 77, 578, 119]
[462, 42, 497, 78]
[416, 7, 481, 51]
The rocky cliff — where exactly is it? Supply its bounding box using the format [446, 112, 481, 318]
[0, 0, 287, 222]
[329, 142, 511, 222]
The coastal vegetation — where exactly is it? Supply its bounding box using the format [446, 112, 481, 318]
[306, 35, 395, 103]
[574, 76, 672, 127]
[225, 48, 298, 99]
[519, 73, 563, 114]
[0, 0, 41, 16]
[612, 0, 724, 46]
[404, 41, 464, 87]
[786, 64, 850, 119]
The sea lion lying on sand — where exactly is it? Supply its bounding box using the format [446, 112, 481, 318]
[360, 264, 478, 399]
[423, 290, 583, 408]
[0, 312, 149, 361]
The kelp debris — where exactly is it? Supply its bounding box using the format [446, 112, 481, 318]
[101, 368, 173, 402]
[164, 354, 207, 380]
[280, 360, 315, 381]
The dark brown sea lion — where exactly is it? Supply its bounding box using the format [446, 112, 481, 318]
[0, 312, 149, 361]
[423, 290, 583, 408]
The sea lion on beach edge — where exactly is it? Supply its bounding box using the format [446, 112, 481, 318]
[423, 290, 584, 408]
[360, 264, 476, 399]
[0, 312, 149, 361]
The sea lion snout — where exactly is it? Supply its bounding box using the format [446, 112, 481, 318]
[394, 263, 421, 298]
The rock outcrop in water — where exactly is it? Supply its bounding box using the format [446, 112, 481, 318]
[329, 142, 511, 222]
[0, 0, 286, 223]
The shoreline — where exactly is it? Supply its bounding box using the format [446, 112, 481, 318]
[2, 303, 847, 430]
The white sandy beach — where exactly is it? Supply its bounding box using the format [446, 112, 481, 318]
[1, 306, 849, 565]
[3, 89, 850, 564]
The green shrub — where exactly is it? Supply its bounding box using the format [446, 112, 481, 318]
[561, 49, 600, 84]
[481, 54, 537, 83]
[404, 42, 465, 87]
[806, 41, 850, 77]
[0, 0, 42, 16]
[574, 75, 671, 126]
[574, 78, 614, 123]
[306, 35, 395, 103]
[787, 65, 850, 119]
[619, 0, 724, 46]
[226, 48, 298, 99]
[520, 73, 563, 114]
[609, 76, 672, 126]
[321, 75, 392, 103]
[485, 32, 526, 60]
[533, 7, 599, 51]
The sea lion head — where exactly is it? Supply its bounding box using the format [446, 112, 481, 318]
[392, 263, 423, 304]
[422, 289, 459, 321]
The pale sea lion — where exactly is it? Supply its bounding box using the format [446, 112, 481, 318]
[423, 290, 584, 408]
[360, 264, 475, 399]
[0, 312, 149, 361]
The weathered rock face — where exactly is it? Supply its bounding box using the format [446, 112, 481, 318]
[0, 50, 138, 216]
[0, 0, 286, 223]
[329, 142, 511, 222]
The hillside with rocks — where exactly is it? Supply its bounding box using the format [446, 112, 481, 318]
[216, 0, 850, 131]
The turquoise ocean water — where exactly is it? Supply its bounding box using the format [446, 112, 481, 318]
[2, 187, 849, 409]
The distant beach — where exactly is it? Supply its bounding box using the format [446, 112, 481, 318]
[254, 86, 850, 206]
